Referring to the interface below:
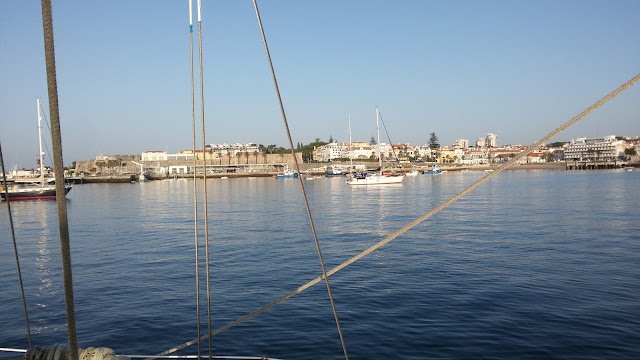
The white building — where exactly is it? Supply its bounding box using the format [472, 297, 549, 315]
[564, 136, 625, 161]
[346, 145, 376, 160]
[142, 151, 167, 161]
[476, 137, 485, 148]
[315, 142, 347, 161]
[142, 151, 194, 162]
[455, 138, 469, 148]
[206, 143, 260, 157]
[485, 133, 498, 148]
[414, 146, 435, 160]
[167, 153, 195, 161]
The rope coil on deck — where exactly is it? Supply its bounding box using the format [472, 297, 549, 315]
[24, 346, 128, 360]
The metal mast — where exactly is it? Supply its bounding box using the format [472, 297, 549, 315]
[37, 98, 44, 186]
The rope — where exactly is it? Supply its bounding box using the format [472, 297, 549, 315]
[252, 1, 349, 359]
[188, 1, 202, 359]
[195, 1, 213, 359]
[1, 348, 277, 360]
[21, 346, 128, 360]
[40, 2, 79, 360]
[155, 72, 640, 358]
[0, 142, 33, 348]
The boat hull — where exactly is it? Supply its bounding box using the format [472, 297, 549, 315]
[1, 184, 72, 201]
[274, 173, 298, 179]
[346, 174, 404, 185]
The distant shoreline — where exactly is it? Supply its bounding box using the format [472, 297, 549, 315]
[10, 162, 620, 185]
[440, 162, 567, 171]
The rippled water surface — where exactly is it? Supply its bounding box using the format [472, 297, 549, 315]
[1, 169, 639, 359]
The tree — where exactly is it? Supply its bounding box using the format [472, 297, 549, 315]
[549, 141, 567, 148]
[624, 147, 637, 159]
[328, 135, 334, 143]
[428, 132, 440, 149]
[545, 152, 555, 162]
[369, 136, 377, 145]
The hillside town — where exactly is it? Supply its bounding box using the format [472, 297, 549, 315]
[3, 134, 639, 180]
[134, 133, 640, 166]
[311, 134, 639, 165]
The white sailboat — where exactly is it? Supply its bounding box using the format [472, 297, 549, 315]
[1, 99, 72, 200]
[346, 107, 404, 185]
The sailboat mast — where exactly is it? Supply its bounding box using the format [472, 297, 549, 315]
[348, 113, 352, 169]
[376, 106, 381, 169]
[37, 98, 44, 185]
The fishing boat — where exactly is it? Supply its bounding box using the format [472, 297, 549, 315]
[347, 107, 404, 185]
[325, 166, 347, 177]
[1, 99, 72, 201]
[274, 165, 298, 178]
[422, 165, 442, 174]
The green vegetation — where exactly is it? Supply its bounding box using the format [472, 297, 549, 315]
[429, 132, 440, 149]
[624, 147, 637, 158]
[260, 138, 329, 161]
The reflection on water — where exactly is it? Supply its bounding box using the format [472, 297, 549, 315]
[36, 201, 54, 301]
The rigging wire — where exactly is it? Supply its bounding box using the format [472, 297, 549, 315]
[36, 102, 55, 170]
[0, 142, 33, 349]
[195, 1, 213, 359]
[40, 2, 79, 360]
[155, 72, 640, 358]
[378, 111, 400, 163]
[253, 1, 349, 359]
[188, 1, 202, 359]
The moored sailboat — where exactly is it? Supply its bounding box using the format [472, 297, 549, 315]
[346, 107, 404, 185]
[1, 99, 72, 201]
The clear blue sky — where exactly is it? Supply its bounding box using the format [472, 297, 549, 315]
[1, 1, 638, 169]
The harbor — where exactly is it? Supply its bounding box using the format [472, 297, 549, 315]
[2, 169, 639, 359]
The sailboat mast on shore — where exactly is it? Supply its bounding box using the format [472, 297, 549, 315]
[37, 98, 45, 186]
[349, 113, 352, 170]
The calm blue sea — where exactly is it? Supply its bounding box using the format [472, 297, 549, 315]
[1, 169, 639, 359]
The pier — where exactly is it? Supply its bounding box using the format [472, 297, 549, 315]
[565, 160, 629, 170]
